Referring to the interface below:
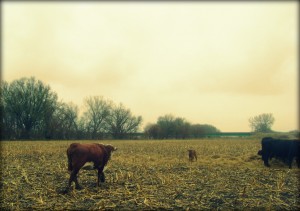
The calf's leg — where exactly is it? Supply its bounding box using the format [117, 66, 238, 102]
[69, 168, 83, 190]
[67, 159, 86, 190]
[97, 166, 105, 186]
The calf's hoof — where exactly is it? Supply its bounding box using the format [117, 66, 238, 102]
[61, 188, 70, 194]
[75, 185, 83, 190]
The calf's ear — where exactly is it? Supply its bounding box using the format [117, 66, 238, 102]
[105, 144, 117, 152]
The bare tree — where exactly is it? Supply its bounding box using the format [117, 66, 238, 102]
[3, 77, 58, 139]
[82, 96, 112, 139]
[106, 103, 142, 139]
[144, 123, 160, 139]
[174, 117, 191, 139]
[157, 114, 176, 139]
[0, 81, 14, 139]
[48, 102, 78, 139]
[190, 124, 220, 138]
[144, 115, 221, 139]
[249, 113, 275, 132]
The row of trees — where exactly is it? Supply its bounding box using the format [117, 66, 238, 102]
[1, 77, 278, 140]
[144, 114, 220, 139]
[1, 77, 142, 140]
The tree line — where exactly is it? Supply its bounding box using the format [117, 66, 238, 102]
[144, 114, 220, 139]
[0, 77, 143, 140]
[0, 77, 218, 139]
[0, 77, 222, 140]
[2, 77, 279, 140]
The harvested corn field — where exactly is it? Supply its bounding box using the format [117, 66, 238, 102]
[1, 139, 299, 210]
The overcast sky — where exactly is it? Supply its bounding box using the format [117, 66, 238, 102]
[2, 2, 298, 132]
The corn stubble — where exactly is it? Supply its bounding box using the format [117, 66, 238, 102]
[1, 139, 299, 210]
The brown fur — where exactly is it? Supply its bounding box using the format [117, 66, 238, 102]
[188, 149, 197, 162]
[66, 143, 117, 191]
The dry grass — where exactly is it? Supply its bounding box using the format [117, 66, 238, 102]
[1, 139, 299, 210]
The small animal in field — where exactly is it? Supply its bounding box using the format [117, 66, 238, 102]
[188, 149, 197, 162]
[65, 143, 117, 192]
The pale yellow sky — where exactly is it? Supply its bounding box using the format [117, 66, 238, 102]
[2, 2, 299, 132]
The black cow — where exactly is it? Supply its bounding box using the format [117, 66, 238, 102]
[258, 137, 300, 168]
[258, 148, 288, 163]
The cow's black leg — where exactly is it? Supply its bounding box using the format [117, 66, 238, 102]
[262, 154, 270, 167]
[287, 157, 294, 169]
[296, 157, 300, 168]
[264, 161, 270, 167]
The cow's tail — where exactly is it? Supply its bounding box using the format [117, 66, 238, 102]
[67, 149, 73, 172]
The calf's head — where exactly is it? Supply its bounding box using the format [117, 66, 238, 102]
[105, 144, 117, 153]
[257, 150, 263, 156]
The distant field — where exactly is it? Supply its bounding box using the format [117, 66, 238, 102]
[1, 139, 299, 210]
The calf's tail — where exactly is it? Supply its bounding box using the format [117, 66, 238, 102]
[67, 149, 73, 172]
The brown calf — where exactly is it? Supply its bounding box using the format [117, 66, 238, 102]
[65, 143, 117, 191]
[188, 149, 197, 162]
